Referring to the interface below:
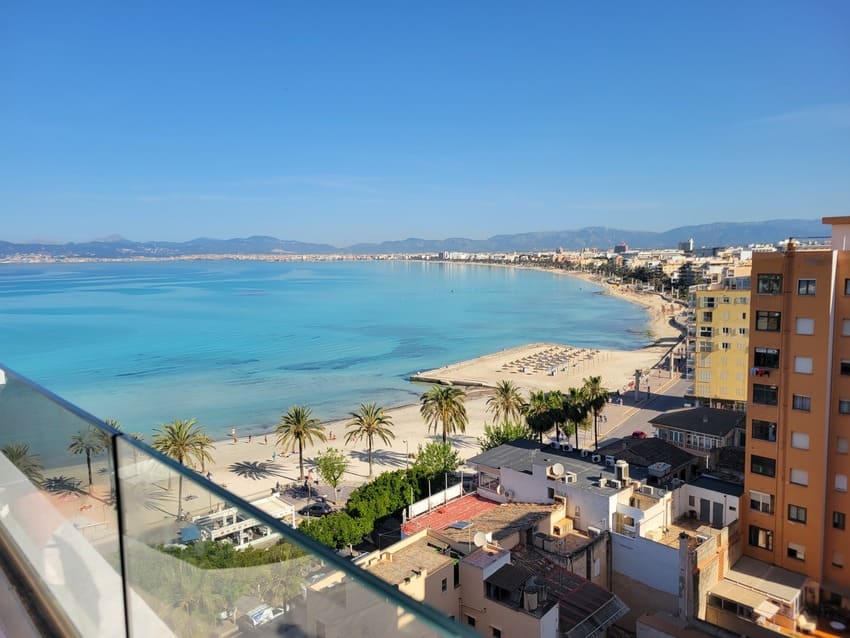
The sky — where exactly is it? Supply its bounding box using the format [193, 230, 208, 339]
[2, 2, 849, 246]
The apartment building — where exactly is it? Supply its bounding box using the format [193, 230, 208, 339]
[741, 217, 850, 611]
[688, 268, 751, 410]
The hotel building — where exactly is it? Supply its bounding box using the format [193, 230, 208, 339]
[742, 217, 850, 610]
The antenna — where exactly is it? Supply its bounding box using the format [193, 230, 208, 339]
[473, 532, 487, 547]
[550, 462, 565, 477]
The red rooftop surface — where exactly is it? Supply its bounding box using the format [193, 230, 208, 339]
[402, 493, 501, 536]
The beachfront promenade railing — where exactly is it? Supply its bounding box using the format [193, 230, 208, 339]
[0, 365, 473, 638]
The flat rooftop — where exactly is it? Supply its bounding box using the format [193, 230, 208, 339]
[363, 536, 454, 586]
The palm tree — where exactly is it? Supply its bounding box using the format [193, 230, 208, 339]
[525, 391, 553, 442]
[486, 380, 526, 426]
[563, 387, 590, 450]
[420, 385, 468, 444]
[345, 402, 395, 478]
[547, 390, 566, 443]
[583, 375, 610, 451]
[276, 405, 326, 481]
[195, 434, 215, 473]
[1, 443, 44, 485]
[152, 418, 210, 514]
[68, 426, 107, 486]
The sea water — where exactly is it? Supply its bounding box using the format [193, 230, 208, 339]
[0, 260, 649, 439]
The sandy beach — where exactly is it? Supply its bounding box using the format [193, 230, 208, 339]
[192, 275, 686, 504]
[42, 274, 686, 526]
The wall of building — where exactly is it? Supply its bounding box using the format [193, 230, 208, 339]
[612, 572, 679, 633]
[612, 532, 679, 595]
[673, 484, 739, 528]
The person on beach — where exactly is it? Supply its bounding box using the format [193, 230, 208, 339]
[264, 434, 268, 445]
[248, 434, 252, 444]
[230, 427, 237, 444]
[272, 451, 277, 462]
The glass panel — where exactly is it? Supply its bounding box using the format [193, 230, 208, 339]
[1, 366, 469, 638]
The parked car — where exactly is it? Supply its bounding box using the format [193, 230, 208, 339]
[298, 502, 334, 517]
[631, 430, 647, 439]
[236, 603, 289, 632]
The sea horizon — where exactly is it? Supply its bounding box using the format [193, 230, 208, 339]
[0, 260, 652, 442]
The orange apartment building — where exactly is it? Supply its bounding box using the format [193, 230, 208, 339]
[742, 217, 850, 610]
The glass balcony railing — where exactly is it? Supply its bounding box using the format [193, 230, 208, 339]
[0, 365, 473, 637]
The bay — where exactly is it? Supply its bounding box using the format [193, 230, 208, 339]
[0, 260, 649, 439]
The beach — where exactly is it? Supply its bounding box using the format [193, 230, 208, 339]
[40, 275, 686, 526]
[192, 278, 685, 504]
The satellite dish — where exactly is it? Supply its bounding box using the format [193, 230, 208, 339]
[473, 532, 487, 547]
[551, 463, 565, 477]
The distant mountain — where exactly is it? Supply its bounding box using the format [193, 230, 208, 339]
[0, 219, 828, 258]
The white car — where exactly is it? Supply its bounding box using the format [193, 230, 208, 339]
[237, 603, 289, 631]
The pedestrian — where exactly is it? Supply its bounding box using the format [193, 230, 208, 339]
[272, 451, 277, 462]
[230, 427, 237, 444]
[206, 471, 212, 481]
[248, 434, 252, 444]
[264, 434, 268, 445]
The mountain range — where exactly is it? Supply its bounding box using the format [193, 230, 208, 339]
[0, 219, 829, 259]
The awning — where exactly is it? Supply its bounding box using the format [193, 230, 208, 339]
[755, 600, 781, 618]
[179, 525, 201, 542]
[710, 580, 769, 612]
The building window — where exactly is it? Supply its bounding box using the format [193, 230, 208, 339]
[837, 474, 848, 492]
[753, 384, 778, 406]
[755, 311, 781, 331]
[757, 274, 782, 295]
[790, 468, 809, 486]
[842, 361, 850, 376]
[797, 279, 816, 295]
[834, 511, 846, 530]
[792, 394, 811, 412]
[834, 552, 845, 569]
[791, 432, 810, 450]
[466, 615, 476, 627]
[739, 327, 748, 335]
[754, 348, 780, 368]
[750, 490, 774, 514]
[441, 578, 447, 592]
[751, 455, 776, 477]
[749, 525, 773, 550]
[838, 436, 850, 454]
[796, 317, 815, 335]
[845, 278, 850, 295]
[702, 311, 713, 323]
[699, 326, 713, 337]
[699, 341, 713, 353]
[788, 504, 807, 523]
[752, 419, 777, 442]
[844, 319, 850, 336]
[839, 401, 850, 415]
[492, 628, 502, 638]
[787, 544, 806, 561]
[793, 356, 812, 374]
[720, 342, 730, 351]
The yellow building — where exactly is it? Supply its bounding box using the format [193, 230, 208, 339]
[689, 267, 751, 411]
[741, 218, 850, 611]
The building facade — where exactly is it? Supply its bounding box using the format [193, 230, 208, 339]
[741, 218, 850, 610]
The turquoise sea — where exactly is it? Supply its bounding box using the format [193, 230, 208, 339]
[0, 260, 650, 439]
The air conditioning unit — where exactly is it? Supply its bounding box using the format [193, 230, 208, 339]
[587, 525, 601, 538]
[563, 443, 574, 452]
[607, 479, 621, 489]
[591, 454, 602, 463]
[504, 489, 515, 500]
[564, 472, 577, 483]
[580, 449, 590, 457]
[605, 456, 616, 467]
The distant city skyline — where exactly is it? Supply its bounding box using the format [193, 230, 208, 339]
[2, 2, 848, 245]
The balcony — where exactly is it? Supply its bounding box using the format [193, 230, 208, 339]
[0, 365, 471, 637]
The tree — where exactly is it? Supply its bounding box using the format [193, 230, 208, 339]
[477, 421, 532, 452]
[196, 434, 215, 473]
[276, 405, 326, 481]
[583, 375, 610, 451]
[411, 441, 462, 479]
[419, 385, 468, 444]
[68, 426, 107, 486]
[314, 447, 348, 503]
[563, 387, 591, 449]
[1, 443, 44, 485]
[525, 391, 553, 442]
[486, 380, 526, 425]
[344, 402, 394, 478]
[151, 418, 210, 515]
[547, 390, 566, 442]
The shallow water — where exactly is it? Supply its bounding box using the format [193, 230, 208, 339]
[0, 260, 649, 438]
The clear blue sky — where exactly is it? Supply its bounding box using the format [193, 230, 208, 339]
[2, 2, 849, 246]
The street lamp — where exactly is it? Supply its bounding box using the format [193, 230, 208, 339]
[403, 440, 409, 469]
